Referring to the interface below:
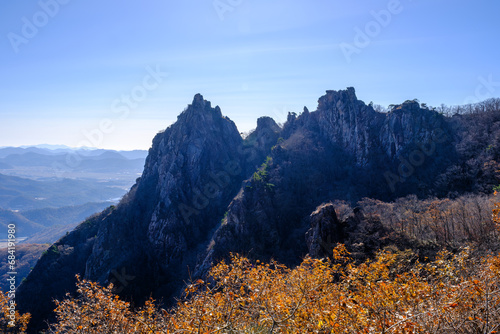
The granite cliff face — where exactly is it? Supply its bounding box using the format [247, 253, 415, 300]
[380, 100, 448, 158]
[83, 93, 247, 299]
[197, 88, 454, 272]
[316, 87, 384, 166]
[17, 94, 248, 332]
[314, 88, 451, 166]
[18, 88, 490, 332]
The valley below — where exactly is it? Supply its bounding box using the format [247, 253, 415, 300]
[0, 147, 147, 296]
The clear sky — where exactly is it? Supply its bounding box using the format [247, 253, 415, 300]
[1, 0, 499, 150]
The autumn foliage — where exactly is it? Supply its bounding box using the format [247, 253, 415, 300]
[37, 242, 500, 334]
[0, 289, 30, 333]
[493, 191, 500, 233]
[359, 194, 497, 245]
[2, 193, 500, 333]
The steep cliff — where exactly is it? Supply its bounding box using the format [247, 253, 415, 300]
[16, 207, 113, 332]
[17, 94, 249, 332]
[197, 88, 455, 272]
[84, 93, 246, 295]
[17, 88, 498, 332]
[315, 87, 384, 166]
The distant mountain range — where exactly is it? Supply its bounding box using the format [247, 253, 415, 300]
[0, 145, 148, 239]
[0, 145, 148, 159]
[0, 146, 146, 205]
[18, 144, 99, 150]
[0, 147, 147, 174]
[0, 202, 114, 242]
[0, 168, 131, 216]
[0, 146, 149, 312]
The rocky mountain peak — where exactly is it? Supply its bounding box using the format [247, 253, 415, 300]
[320, 87, 358, 109]
[17, 94, 247, 332]
[16, 88, 473, 333]
[256, 116, 280, 133]
[175, 94, 225, 128]
[315, 88, 383, 165]
[394, 99, 420, 112]
[128, 94, 244, 276]
[190, 93, 210, 109]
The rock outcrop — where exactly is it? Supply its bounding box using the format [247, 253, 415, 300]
[315, 88, 451, 166]
[305, 203, 391, 261]
[196, 88, 455, 272]
[316, 87, 384, 166]
[18, 88, 490, 332]
[305, 203, 346, 259]
[17, 94, 249, 332]
[240, 116, 281, 176]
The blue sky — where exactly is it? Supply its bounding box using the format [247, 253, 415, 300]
[1, 0, 499, 150]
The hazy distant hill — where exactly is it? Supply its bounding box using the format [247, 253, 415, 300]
[0, 244, 47, 292]
[22, 202, 113, 228]
[0, 146, 148, 159]
[0, 162, 12, 169]
[0, 202, 113, 240]
[22, 223, 80, 245]
[0, 208, 44, 237]
[0, 147, 58, 158]
[0, 147, 148, 241]
[0, 173, 124, 211]
[0, 150, 146, 175]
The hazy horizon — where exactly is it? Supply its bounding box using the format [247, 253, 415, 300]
[2, 0, 499, 150]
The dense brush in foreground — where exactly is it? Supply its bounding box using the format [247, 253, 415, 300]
[3, 192, 500, 333]
[4, 244, 500, 333]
